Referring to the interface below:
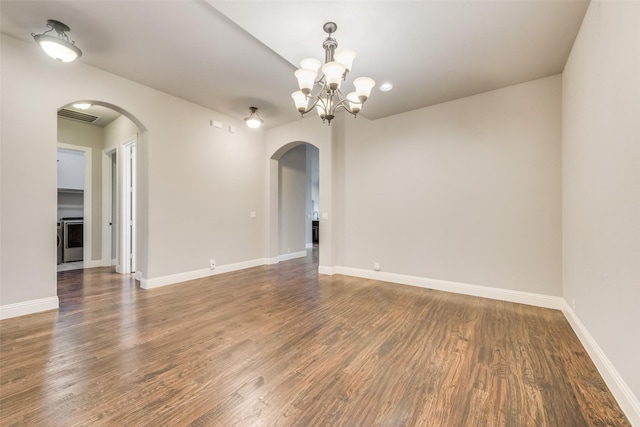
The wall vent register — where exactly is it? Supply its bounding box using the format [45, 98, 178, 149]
[58, 108, 100, 124]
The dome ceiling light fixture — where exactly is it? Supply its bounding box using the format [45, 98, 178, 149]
[72, 102, 92, 110]
[244, 107, 264, 129]
[32, 19, 82, 62]
[291, 22, 375, 125]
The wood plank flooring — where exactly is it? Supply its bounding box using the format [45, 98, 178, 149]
[0, 248, 630, 426]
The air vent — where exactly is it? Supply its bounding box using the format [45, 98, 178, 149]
[57, 108, 100, 124]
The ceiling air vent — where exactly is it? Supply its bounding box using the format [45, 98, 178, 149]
[57, 108, 100, 124]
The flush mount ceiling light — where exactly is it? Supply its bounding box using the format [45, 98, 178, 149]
[244, 107, 264, 129]
[72, 102, 92, 110]
[291, 22, 375, 125]
[31, 19, 82, 62]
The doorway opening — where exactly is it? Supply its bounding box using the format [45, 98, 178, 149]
[56, 101, 144, 279]
[273, 143, 320, 264]
[57, 144, 91, 271]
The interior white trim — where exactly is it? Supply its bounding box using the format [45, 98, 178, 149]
[278, 250, 307, 262]
[101, 149, 115, 268]
[562, 302, 640, 425]
[140, 258, 267, 289]
[266, 257, 280, 265]
[318, 265, 335, 275]
[0, 297, 59, 320]
[333, 266, 564, 310]
[83, 259, 106, 269]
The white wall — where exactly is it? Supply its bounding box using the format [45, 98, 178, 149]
[562, 0, 640, 420]
[340, 76, 563, 296]
[1, 34, 267, 310]
[278, 145, 307, 256]
[144, 98, 266, 280]
[104, 115, 139, 152]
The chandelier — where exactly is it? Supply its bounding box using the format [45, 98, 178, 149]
[291, 22, 375, 125]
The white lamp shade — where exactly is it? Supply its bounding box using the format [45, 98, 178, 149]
[245, 117, 262, 129]
[353, 77, 376, 101]
[291, 91, 308, 112]
[244, 107, 263, 129]
[73, 102, 92, 110]
[34, 35, 81, 62]
[346, 92, 361, 113]
[300, 58, 322, 72]
[334, 49, 356, 72]
[322, 61, 345, 90]
[295, 68, 317, 94]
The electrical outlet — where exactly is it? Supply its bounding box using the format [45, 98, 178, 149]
[374, 262, 380, 271]
[209, 259, 216, 270]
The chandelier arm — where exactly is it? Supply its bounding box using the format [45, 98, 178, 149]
[298, 94, 323, 116]
[328, 88, 355, 113]
[332, 98, 358, 117]
[307, 81, 328, 102]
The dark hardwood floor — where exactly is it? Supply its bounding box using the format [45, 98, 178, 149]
[0, 247, 630, 426]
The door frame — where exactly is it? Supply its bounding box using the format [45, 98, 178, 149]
[101, 148, 116, 267]
[118, 137, 137, 274]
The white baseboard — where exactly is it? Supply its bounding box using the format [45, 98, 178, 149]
[140, 258, 267, 289]
[318, 265, 334, 275]
[306, 242, 313, 249]
[561, 301, 640, 425]
[0, 296, 59, 320]
[141, 251, 305, 289]
[278, 250, 307, 262]
[84, 259, 106, 269]
[334, 266, 564, 309]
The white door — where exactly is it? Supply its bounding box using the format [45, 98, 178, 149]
[120, 140, 136, 274]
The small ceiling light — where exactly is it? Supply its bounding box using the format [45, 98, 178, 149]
[379, 83, 394, 92]
[31, 19, 82, 62]
[292, 22, 375, 125]
[72, 102, 92, 110]
[244, 107, 264, 129]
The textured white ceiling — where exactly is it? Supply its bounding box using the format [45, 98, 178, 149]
[1, 0, 589, 128]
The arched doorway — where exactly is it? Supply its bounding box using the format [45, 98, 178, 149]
[268, 141, 320, 267]
[56, 100, 147, 277]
